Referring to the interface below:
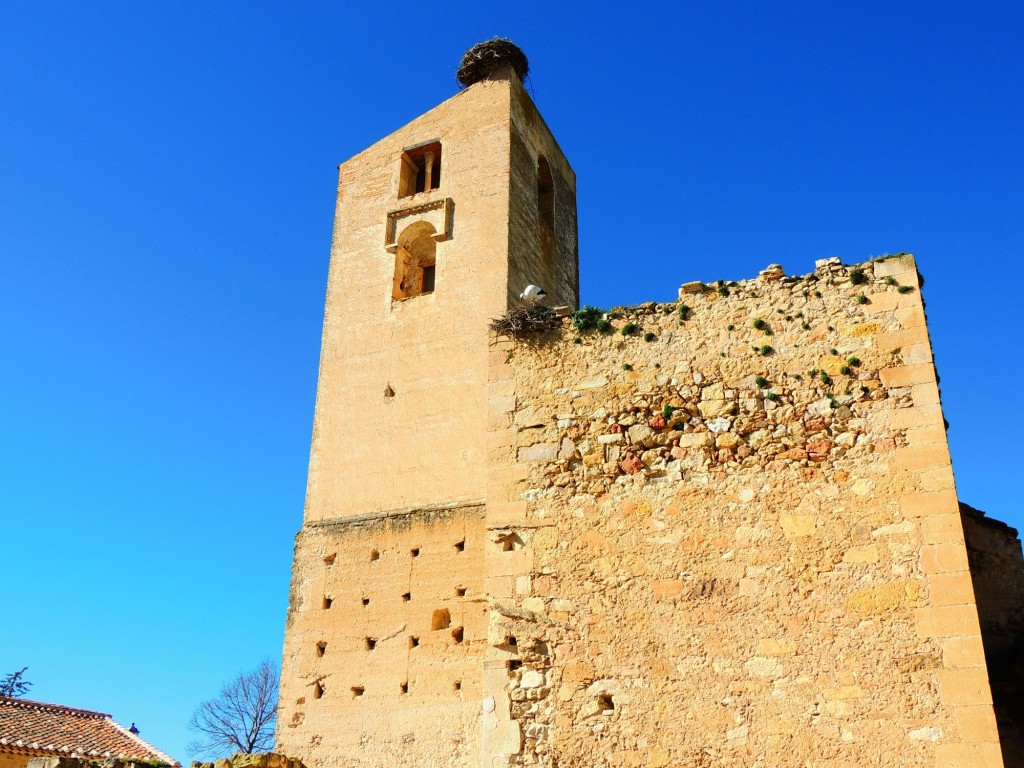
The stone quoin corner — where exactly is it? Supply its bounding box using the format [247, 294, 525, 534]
[274, 40, 1024, 768]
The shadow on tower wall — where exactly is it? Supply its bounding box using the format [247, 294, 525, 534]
[962, 502, 1024, 766]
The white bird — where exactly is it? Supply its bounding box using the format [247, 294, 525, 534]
[520, 284, 547, 304]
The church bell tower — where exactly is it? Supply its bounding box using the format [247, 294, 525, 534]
[277, 40, 577, 767]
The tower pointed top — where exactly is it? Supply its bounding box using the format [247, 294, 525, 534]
[456, 38, 529, 89]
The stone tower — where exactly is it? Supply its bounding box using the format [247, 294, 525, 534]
[279, 41, 1021, 768]
[277, 42, 578, 767]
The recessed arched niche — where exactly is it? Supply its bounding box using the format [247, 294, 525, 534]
[392, 221, 438, 301]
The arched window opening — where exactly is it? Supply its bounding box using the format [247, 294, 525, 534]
[393, 221, 437, 301]
[537, 156, 555, 231]
[399, 141, 442, 198]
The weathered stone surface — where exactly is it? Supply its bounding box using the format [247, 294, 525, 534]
[620, 453, 644, 474]
[679, 280, 704, 295]
[191, 756, 302, 768]
[627, 424, 655, 447]
[519, 670, 545, 688]
[283, 86, 1011, 768]
[518, 443, 559, 462]
[676, 432, 714, 449]
[781, 514, 816, 538]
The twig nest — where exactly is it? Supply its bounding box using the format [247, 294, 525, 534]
[457, 39, 529, 88]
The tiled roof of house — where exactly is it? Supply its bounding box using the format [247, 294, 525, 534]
[0, 696, 179, 767]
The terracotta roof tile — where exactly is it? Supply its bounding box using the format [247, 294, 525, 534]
[0, 696, 178, 767]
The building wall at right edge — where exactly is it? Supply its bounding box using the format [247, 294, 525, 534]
[481, 253, 1005, 768]
[962, 504, 1024, 766]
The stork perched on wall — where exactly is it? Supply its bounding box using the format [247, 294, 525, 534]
[519, 284, 547, 305]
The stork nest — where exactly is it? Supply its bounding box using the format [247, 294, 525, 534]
[490, 305, 561, 336]
[457, 38, 529, 88]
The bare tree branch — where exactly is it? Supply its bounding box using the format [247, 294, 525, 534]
[188, 658, 279, 758]
[0, 668, 32, 698]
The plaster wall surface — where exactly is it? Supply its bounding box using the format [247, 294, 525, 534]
[0, 753, 29, 768]
[277, 505, 488, 766]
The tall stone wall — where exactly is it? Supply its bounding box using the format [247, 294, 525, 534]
[279, 252, 1017, 767]
[481, 254, 1004, 767]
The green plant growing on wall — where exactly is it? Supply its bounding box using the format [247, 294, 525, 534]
[760, 344, 774, 356]
[570, 306, 604, 332]
[847, 357, 861, 367]
[622, 323, 639, 336]
[662, 405, 677, 420]
[830, 348, 839, 356]
[596, 319, 612, 333]
[644, 332, 656, 342]
[753, 318, 767, 331]
[622, 363, 633, 371]
[766, 392, 780, 402]
[886, 276, 897, 286]
[727, 323, 735, 331]
[820, 372, 833, 386]
[755, 376, 769, 389]
[840, 365, 852, 376]
[573, 337, 582, 344]
[898, 285, 914, 294]
[679, 304, 693, 320]
[857, 294, 869, 305]
[802, 322, 811, 330]
[849, 268, 867, 285]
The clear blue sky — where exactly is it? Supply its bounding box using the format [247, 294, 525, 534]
[2, 1, 1022, 763]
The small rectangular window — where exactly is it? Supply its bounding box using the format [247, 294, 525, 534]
[399, 141, 442, 198]
[421, 265, 435, 294]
